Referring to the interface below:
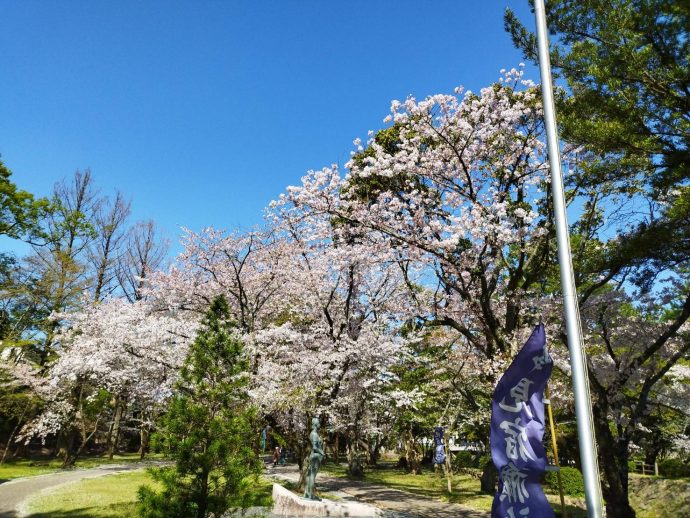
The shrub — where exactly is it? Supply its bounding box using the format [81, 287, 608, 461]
[478, 454, 493, 470]
[452, 450, 478, 469]
[137, 296, 261, 518]
[659, 458, 690, 479]
[545, 466, 585, 496]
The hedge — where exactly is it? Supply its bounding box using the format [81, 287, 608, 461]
[658, 458, 690, 479]
[545, 466, 585, 496]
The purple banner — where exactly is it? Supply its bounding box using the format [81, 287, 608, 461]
[434, 426, 445, 465]
[490, 324, 554, 518]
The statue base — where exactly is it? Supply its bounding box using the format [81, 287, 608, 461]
[271, 484, 383, 517]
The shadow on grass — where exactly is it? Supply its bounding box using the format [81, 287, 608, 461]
[323, 464, 586, 517]
[553, 505, 588, 518]
[24, 511, 103, 518]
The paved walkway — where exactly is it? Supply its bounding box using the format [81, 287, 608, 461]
[265, 463, 490, 518]
[0, 463, 156, 518]
[0, 461, 489, 518]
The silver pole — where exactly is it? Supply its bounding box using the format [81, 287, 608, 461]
[532, 1, 605, 516]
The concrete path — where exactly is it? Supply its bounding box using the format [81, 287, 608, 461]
[1, 460, 489, 518]
[265, 463, 490, 518]
[0, 463, 156, 518]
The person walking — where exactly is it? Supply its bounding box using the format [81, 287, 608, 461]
[272, 446, 281, 467]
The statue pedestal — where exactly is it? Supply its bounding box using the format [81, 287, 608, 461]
[271, 484, 383, 517]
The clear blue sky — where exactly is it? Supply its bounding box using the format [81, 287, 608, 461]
[1, 0, 536, 254]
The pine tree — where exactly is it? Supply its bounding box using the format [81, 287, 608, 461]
[138, 295, 261, 518]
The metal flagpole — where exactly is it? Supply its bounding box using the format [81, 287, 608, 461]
[532, 1, 605, 516]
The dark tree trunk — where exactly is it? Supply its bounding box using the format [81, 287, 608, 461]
[593, 405, 636, 518]
[297, 454, 309, 492]
[1, 412, 26, 464]
[196, 469, 209, 518]
[63, 434, 87, 468]
[644, 447, 660, 467]
[334, 433, 340, 464]
[296, 437, 308, 491]
[480, 462, 497, 494]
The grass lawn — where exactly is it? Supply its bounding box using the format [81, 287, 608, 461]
[628, 474, 690, 518]
[324, 463, 690, 517]
[0, 453, 156, 482]
[23, 469, 274, 518]
[25, 470, 158, 517]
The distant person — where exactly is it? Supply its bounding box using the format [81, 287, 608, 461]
[273, 446, 281, 467]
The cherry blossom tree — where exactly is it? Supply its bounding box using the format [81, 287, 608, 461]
[550, 288, 690, 515]
[276, 68, 565, 476]
[276, 67, 690, 507]
[18, 297, 197, 465]
[147, 194, 418, 476]
[282, 68, 561, 359]
[148, 228, 285, 333]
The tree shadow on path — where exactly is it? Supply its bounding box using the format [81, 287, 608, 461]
[320, 477, 490, 518]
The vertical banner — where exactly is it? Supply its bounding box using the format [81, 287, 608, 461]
[491, 324, 554, 518]
[433, 426, 446, 466]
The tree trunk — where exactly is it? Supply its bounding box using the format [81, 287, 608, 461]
[196, 469, 209, 518]
[404, 429, 421, 475]
[367, 435, 381, 467]
[334, 433, 340, 464]
[58, 429, 77, 466]
[296, 437, 308, 491]
[480, 461, 497, 494]
[297, 453, 309, 492]
[1, 410, 26, 464]
[593, 405, 636, 517]
[107, 397, 124, 460]
[443, 433, 453, 494]
[347, 433, 364, 477]
[139, 424, 150, 460]
[63, 434, 87, 468]
[644, 447, 660, 467]
[63, 414, 103, 469]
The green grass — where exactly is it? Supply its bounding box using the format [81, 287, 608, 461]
[0, 459, 57, 480]
[24, 469, 274, 518]
[628, 474, 690, 518]
[0, 453, 163, 481]
[325, 463, 690, 517]
[25, 470, 158, 517]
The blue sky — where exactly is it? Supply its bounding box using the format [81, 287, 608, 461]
[1, 0, 536, 254]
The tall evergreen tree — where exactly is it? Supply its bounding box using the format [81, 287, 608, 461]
[138, 295, 261, 518]
[506, 3, 690, 516]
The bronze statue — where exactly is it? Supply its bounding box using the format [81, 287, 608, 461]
[304, 417, 324, 500]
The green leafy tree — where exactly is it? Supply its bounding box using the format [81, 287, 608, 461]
[0, 158, 51, 348]
[138, 295, 261, 518]
[505, 0, 689, 193]
[506, 0, 690, 283]
[506, 3, 690, 516]
[0, 158, 50, 242]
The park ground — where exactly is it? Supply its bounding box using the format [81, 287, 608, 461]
[0, 455, 689, 518]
